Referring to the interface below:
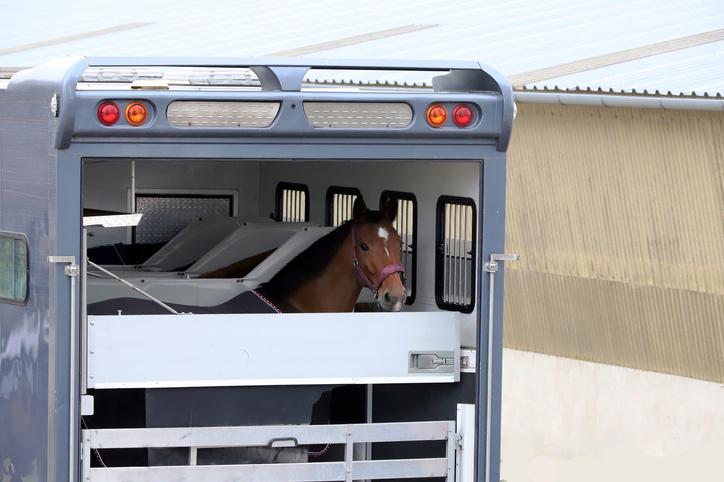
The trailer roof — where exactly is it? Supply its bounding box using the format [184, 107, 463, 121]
[2, 0, 723, 98]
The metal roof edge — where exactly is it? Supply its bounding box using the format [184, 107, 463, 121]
[84, 56, 483, 71]
[514, 91, 724, 112]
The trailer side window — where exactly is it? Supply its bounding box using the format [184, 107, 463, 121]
[134, 193, 234, 244]
[0, 233, 28, 304]
[275, 182, 309, 222]
[380, 191, 417, 304]
[326, 186, 361, 227]
[435, 196, 476, 313]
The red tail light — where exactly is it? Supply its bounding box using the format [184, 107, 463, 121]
[452, 104, 473, 128]
[97, 101, 120, 126]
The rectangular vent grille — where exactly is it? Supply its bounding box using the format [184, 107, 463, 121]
[436, 197, 476, 313]
[381, 191, 417, 304]
[275, 183, 309, 222]
[304, 102, 412, 129]
[167, 101, 280, 128]
[326, 187, 361, 227]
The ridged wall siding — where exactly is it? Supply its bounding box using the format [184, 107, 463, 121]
[504, 103, 724, 383]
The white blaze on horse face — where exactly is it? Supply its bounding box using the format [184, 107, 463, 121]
[378, 226, 390, 256]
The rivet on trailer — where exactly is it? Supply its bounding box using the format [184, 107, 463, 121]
[0, 57, 516, 482]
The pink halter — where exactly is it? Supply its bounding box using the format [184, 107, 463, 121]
[351, 225, 405, 298]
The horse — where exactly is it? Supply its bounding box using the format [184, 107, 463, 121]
[88, 195, 406, 315]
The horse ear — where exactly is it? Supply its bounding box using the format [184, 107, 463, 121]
[352, 196, 368, 220]
[381, 197, 398, 223]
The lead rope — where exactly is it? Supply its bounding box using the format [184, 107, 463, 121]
[307, 443, 331, 458]
[81, 417, 108, 468]
[251, 289, 282, 313]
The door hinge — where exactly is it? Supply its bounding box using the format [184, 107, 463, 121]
[48, 255, 79, 277]
[483, 253, 519, 273]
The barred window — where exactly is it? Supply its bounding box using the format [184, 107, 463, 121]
[0, 232, 28, 304]
[380, 191, 417, 304]
[275, 182, 309, 222]
[435, 196, 476, 313]
[326, 186, 361, 227]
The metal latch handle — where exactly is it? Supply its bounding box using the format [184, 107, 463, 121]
[269, 437, 299, 448]
[409, 351, 455, 373]
[484, 253, 519, 273]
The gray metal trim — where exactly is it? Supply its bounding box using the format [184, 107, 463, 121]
[514, 91, 724, 111]
[475, 157, 507, 482]
[477, 63, 513, 152]
[70, 143, 491, 163]
[10, 57, 513, 149]
[54, 149, 83, 482]
[70, 90, 503, 142]
[47, 255, 78, 482]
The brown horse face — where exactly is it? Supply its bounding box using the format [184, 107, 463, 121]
[352, 197, 407, 312]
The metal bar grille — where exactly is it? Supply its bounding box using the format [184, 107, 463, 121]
[435, 196, 477, 313]
[134, 194, 233, 244]
[275, 182, 309, 222]
[304, 102, 413, 129]
[82, 421, 455, 481]
[380, 191, 417, 304]
[167, 101, 279, 127]
[326, 186, 361, 227]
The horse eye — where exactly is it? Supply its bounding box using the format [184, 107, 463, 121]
[360, 243, 369, 251]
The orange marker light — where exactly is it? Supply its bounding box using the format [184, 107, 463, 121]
[426, 104, 447, 127]
[125, 102, 147, 126]
[97, 101, 120, 126]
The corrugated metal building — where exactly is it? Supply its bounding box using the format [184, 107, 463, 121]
[505, 103, 724, 383]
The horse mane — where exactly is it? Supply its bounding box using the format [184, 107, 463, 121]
[259, 209, 385, 302]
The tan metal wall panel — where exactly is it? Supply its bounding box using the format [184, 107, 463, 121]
[504, 103, 724, 382]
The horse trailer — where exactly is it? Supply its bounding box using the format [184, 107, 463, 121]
[0, 57, 515, 482]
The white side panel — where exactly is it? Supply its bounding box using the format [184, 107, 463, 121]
[456, 403, 476, 482]
[88, 312, 460, 388]
[141, 216, 245, 270]
[188, 222, 321, 274]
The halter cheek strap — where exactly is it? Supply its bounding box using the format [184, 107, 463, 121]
[351, 226, 405, 298]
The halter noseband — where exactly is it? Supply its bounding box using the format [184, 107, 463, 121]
[351, 225, 405, 298]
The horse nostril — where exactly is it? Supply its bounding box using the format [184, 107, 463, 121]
[384, 292, 392, 303]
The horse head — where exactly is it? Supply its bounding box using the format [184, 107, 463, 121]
[351, 196, 407, 312]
